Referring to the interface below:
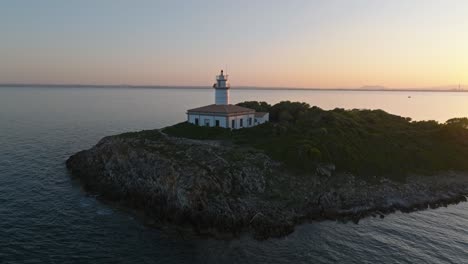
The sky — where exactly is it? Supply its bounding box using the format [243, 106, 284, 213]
[1, 0, 468, 88]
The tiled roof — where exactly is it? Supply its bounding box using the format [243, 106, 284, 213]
[187, 104, 255, 114]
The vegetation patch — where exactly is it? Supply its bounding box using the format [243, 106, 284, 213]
[162, 122, 232, 140]
[156, 101, 468, 180]
[117, 129, 163, 141]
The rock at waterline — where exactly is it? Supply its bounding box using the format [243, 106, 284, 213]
[66, 129, 468, 239]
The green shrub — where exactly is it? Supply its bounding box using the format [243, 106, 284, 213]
[236, 101, 271, 112]
[162, 122, 232, 140]
[161, 101, 468, 180]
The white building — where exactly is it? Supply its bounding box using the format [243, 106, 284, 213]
[187, 70, 269, 129]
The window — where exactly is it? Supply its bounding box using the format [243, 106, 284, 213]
[231, 119, 235, 128]
[204, 119, 210, 126]
[195, 118, 199, 125]
[240, 118, 243, 127]
[248, 117, 252, 126]
[215, 120, 220, 127]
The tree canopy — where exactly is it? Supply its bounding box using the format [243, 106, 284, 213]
[163, 101, 468, 181]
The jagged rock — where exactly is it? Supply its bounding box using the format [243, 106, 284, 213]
[316, 164, 335, 177]
[66, 130, 468, 239]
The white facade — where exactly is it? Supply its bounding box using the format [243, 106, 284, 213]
[215, 88, 230, 105]
[255, 113, 269, 125]
[227, 113, 256, 129]
[187, 113, 256, 129]
[214, 70, 230, 105]
[187, 114, 228, 128]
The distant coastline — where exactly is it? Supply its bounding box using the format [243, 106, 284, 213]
[0, 83, 466, 93]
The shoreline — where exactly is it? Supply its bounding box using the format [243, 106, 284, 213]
[66, 132, 468, 240]
[74, 178, 468, 241]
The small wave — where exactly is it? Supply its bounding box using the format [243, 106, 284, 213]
[96, 208, 113, 215]
[79, 197, 95, 208]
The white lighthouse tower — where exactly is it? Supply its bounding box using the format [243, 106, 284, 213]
[214, 69, 230, 105]
[187, 70, 269, 129]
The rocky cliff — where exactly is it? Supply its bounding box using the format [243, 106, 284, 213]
[66, 130, 468, 239]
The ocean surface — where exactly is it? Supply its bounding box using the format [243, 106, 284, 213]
[1, 86, 468, 263]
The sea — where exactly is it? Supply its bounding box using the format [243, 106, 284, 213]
[1, 86, 468, 264]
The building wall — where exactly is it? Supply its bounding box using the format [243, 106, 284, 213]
[228, 113, 255, 129]
[188, 114, 227, 128]
[188, 113, 263, 129]
[255, 113, 270, 125]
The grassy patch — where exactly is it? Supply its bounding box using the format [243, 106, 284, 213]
[162, 122, 232, 140]
[117, 129, 163, 141]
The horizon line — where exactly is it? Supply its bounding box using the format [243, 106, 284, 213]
[0, 83, 466, 92]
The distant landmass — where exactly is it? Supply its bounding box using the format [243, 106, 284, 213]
[359, 85, 389, 90]
[0, 83, 466, 92]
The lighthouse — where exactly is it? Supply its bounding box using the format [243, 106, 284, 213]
[214, 70, 230, 105]
[186, 70, 269, 129]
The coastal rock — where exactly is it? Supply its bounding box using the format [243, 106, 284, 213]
[66, 130, 468, 239]
[67, 131, 294, 238]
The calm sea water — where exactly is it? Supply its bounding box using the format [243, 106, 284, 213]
[1, 86, 468, 263]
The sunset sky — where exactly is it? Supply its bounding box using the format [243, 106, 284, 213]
[1, 0, 468, 88]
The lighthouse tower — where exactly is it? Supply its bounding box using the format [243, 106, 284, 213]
[187, 70, 269, 129]
[214, 70, 230, 105]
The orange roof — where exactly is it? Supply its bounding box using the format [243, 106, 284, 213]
[187, 104, 255, 114]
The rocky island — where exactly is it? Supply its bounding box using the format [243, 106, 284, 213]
[67, 101, 468, 239]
